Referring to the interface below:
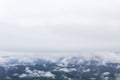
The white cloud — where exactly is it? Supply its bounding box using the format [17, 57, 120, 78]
[0, 0, 120, 53]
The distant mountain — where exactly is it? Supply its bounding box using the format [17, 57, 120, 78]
[0, 53, 120, 80]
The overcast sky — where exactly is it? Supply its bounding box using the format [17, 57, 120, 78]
[0, 0, 120, 55]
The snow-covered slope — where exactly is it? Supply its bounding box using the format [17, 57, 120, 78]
[0, 52, 120, 80]
[0, 52, 120, 65]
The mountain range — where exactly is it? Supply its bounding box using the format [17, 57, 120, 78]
[0, 53, 120, 80]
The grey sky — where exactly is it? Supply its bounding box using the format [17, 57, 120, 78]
[0, 0, 120, 54]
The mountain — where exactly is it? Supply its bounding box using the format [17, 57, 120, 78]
[0, 53, 120, 80]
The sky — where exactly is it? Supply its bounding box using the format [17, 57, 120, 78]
[0, 0, 120, 55]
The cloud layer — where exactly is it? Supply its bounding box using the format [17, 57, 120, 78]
[0, 0, 120, 54]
